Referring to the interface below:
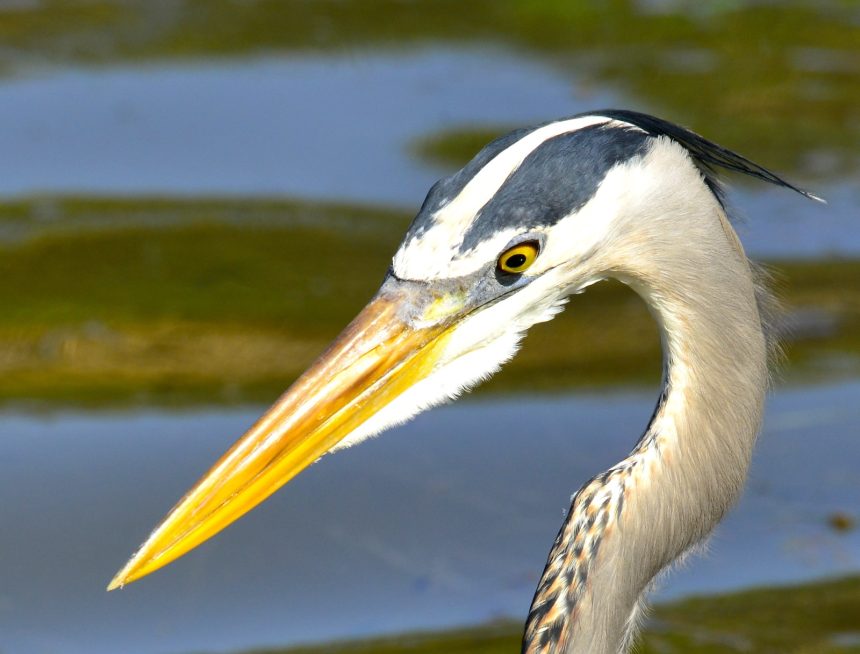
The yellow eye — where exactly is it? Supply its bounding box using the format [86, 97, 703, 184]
[498, 241, 540, 274]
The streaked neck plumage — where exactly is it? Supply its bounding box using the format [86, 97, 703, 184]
[523, 183, 769, 654]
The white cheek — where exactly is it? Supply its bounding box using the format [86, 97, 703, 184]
[330, 272, 569, 452]
[529, 162, 635, 275]
[330, 327, 521, 452]
[441, 269, 568, 360]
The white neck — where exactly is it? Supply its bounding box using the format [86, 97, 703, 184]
[523, 201, 769, 653]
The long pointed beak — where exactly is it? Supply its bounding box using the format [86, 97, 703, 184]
[108, 286, 453, 590]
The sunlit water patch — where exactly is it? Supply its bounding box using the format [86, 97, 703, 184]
[0, 50, 588, 204]
[0, 382, 857, 654]
[0, 49, 850, 258]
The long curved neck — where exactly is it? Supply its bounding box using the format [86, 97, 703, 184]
[523, 208, 769, 654]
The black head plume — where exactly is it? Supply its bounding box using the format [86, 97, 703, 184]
[594, 109, 824, 205]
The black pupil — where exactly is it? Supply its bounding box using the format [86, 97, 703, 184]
[506, 253, 527, 269]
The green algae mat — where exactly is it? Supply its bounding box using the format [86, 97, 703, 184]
[1, 197, 858, 407]
[221, 576, 860, 654]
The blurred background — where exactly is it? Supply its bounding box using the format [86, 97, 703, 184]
[0, 1, 858, 653]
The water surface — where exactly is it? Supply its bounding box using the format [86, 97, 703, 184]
[0, 49, 851, 258]
[1, 382, 857, 654]
[0, 3, 857, 653]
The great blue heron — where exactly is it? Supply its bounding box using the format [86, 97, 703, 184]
[108, 110, 818, 653]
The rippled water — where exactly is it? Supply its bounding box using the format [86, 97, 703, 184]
[1, 3, 858, 652]
[0, 51, 852, 258]
[1, 383, 858, 654]
[0, 51, 582, 202]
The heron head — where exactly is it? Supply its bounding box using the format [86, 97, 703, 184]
[109, 111, 815, 589]
[352, 116, 660, 440]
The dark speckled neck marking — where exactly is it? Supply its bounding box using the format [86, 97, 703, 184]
[521, 387, 669, 654]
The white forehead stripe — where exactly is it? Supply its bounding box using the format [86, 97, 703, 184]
[435, 116, 612, 230]
[394, 115, 629, 280]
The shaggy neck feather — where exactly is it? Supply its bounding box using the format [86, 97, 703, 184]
[523, 204, 768, 654]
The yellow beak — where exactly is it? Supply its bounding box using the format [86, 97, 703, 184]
[108, 289, 453, 590]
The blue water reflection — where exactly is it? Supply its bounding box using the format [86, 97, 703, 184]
[0, 15, 857, 652]
[0, 51, 849, 257]
[0, 51, 584, 203]
[1, 382, 857, 654]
